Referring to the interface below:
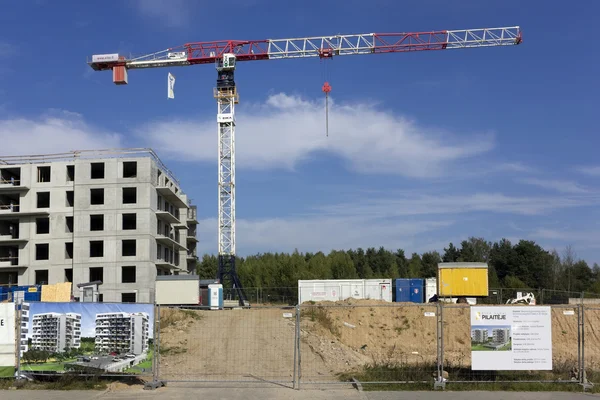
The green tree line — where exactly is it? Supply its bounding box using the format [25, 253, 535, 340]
[197, 237, 600, 293]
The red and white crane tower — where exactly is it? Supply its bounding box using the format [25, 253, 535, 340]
[88, 26, 522, 305]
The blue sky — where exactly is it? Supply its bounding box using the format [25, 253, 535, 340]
[1, 1, 600, 264]
[26, 302, 154, 338]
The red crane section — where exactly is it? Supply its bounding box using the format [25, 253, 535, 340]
[88, 26, 522, 78]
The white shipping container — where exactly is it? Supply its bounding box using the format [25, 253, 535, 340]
[155, 275, 200, 305]
[298, 279, 392, 304]
[425, 277, 437, 302]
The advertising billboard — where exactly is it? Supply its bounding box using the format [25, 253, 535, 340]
[0, 303, 15, 377]
[471, 306, 552, 370]
[19, 302, 154, 375]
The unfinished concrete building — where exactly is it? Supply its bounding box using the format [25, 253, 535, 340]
[0, 149, 199, 303]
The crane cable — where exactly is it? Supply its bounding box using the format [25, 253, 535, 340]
[320, 55, 332, 137]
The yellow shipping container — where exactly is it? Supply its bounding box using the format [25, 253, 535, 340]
[437, 262, 489, 297]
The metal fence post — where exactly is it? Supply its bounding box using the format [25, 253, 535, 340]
[295, 304, 302, 389]
[434, 302, 445, 390]
[577, 303, 581, 381]
[580, 304, 591, 390]
[14, 301, 21, 379]
[293, 304, 299, 389]
[145, 304, 163, 390]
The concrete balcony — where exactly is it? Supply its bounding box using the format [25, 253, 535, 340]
[155, 257, 177, 269]
[0, 235, 27, 244]
[187, 206, 199, 225]
[155, 210, 181, 224]
[155, 234, 187, 251]
[0, 205, 49, 220]
[187, 235, 199, 244]
[156, 186, 188, 209]
[0, 180, 28, 193]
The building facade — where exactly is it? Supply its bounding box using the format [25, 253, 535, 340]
[0, 149, 199, 303]
[95, 311, 149, 355]
[472, 328, 489, 343]
[492, 328, 510, 344]
[31, 312, 82, 352]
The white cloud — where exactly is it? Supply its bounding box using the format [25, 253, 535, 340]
[529, 228, 600, 250]
[496, 162, 535, 173]
[576, 165, 600, 177]
[518, 177, 591, 194]
[317, 192, 598, 217]
[0, 110, 122, 157]
[140, 93, 495, 178]
[196, 215, 455, 256]
[134, 0, 190, 27]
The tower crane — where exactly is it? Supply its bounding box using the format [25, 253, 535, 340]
[88, 26, 522, 306]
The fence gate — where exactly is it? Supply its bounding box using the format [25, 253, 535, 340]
[155, 305, 298, 387]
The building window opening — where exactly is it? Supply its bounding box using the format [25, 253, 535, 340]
[37, 166, 51, 183]
[91, 162, 105, 179]
[123, 161, 137, 178]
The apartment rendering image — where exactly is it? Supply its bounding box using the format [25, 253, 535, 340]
[95, 312, 149, 355]
[31, 311, 82, 353]
[471, 328, 489, 343]
[0, 149, 199, 303]
[471, 326, 512, 351]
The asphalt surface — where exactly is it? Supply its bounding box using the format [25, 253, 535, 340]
[1, 387, 598, 400]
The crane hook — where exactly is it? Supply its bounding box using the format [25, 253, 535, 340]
[322, 81, 331, 137]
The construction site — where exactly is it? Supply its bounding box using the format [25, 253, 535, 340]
[154, 299, 600, 386]
[3, 3, 600, 396]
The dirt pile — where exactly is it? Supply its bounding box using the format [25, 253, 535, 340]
[157, 302, 599, 382]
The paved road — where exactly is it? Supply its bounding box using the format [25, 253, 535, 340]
[1, 387, 598, 400]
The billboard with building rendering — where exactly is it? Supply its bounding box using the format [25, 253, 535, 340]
[0, 303, 15, 377]
[19, 302, 154, 375]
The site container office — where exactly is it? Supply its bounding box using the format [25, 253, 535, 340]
[155, 275, 200, 306]
[437, 262, 489, 298]
[298, 279, 392, 304]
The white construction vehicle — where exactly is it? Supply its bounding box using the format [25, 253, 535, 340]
[506, 292, 536, 305]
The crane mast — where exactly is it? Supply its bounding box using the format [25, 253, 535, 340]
[214, 54, 246, 304]
[87, 25, 522, 307]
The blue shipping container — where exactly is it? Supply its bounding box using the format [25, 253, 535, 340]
[395, 279, 410, 302]
[409, 279, 424, 303]
[395, 279, 424, 303]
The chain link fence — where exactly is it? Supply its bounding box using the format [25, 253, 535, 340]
[3, 301, 600, 391]
[297, 302, 438, 385]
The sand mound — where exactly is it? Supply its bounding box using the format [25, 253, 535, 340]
[157, 302, 598, 382]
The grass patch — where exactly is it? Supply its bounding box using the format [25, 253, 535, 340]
[21, 362, 69, 372]
[0, 373, 110, 390]
[343, 362, 600, 392]
[300, 306, 340, 337]
[0, 366, 14, 378]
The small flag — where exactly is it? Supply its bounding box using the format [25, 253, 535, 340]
[168, 72, 175, 99]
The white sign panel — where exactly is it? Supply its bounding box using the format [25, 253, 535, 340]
[0, 304, 15, 367]
[168, 72, 176, 99]
[471, 306, 552, 370]
[91, 53, 120, 63]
